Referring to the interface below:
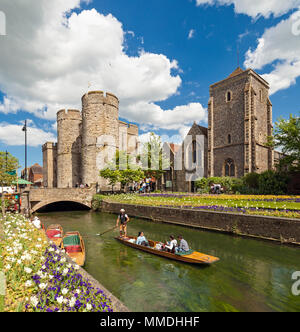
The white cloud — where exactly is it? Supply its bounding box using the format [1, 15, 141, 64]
[0, 0, 206, 136]
[245, 9, 300, 94]
[125, 102, 207, 131]
[188, 29, 195, 39]
[195, 0, 300, 18]
[0, 123, 56, 147]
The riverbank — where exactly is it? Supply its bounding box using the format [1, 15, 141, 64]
[99, 199, 300, 246]
[0, 213, 128, 312]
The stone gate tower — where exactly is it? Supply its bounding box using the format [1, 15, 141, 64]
[42, 91, 139, 190]
[57, 109, 82, 188]
[208, 68, 274, 178]
[81, 91, 119, 186]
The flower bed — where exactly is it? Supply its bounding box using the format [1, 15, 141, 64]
[98, 194, 300, 219]
[1, 213, 113, 312]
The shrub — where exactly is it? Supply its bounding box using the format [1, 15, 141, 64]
[242, 173, 260, 189]
[258, 170, 290, 195]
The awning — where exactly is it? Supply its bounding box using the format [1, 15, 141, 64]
[12, 179, 33, 185]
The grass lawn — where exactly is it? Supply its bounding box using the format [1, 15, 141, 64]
[98, 193, 300, 219]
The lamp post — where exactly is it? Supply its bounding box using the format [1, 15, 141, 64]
[22, 120, 27, 181]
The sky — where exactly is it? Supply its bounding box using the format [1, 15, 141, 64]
[0, 0, 299, 172]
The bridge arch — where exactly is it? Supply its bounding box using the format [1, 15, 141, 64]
[31, 199, 91, 213]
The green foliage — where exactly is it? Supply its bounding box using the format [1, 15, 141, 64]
[258, 170, 290, 195]
[242, 173, 260, 189]
[0, 151, 20, 186]
[100, 150, 145, 191]
[140, 133, 170, 179]
[269, 114, 300, 172]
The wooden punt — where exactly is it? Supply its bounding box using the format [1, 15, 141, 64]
[46, 224, 63, 247]
[115, 236, 220, 265]
[62, 231, 86, 267]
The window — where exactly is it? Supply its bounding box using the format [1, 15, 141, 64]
[224, 159, 235, 177]
[192, 140, 197, 163]
[228, 134, 231, 144]
[226, 91, 232, 102]
[259, 89, 263, 102]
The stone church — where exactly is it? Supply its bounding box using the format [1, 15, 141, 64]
[164, 67, 282, 192]
[42, 91, 139, 190]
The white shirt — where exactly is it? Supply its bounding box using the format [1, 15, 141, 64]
[165, 239, 177, 250]
[32, 218, 41, 229]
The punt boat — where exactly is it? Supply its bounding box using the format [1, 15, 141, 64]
[115, 236, 220, 265]
[62, 231, 86, 267]
[46, 224, 63, 247]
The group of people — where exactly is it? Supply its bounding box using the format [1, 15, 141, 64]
[75, 183, 89, 189]
[136, 233, 190, 254]
[116, 208, 190, 254]
[128, 178, 156, 194]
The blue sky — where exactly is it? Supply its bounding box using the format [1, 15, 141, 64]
[0, 0, 299, 173]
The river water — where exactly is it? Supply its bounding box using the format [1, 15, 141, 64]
[40, 211, 300, 312]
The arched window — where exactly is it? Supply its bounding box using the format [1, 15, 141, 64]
[228, 134, 231, 144]
[192, 140, 197, 163]
[224, 159, 235, 177]
[226, 91, 232, 102]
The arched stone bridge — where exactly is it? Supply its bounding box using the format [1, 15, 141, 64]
[21, 185, 97, 214]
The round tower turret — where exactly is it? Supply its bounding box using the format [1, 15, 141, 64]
[57, 109, 82, 188]
[81, 91, 119, 186]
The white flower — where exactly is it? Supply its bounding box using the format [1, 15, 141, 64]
[74, 265, 80, 270]
[69, 297, 76, 308]
[57, 296, 64, 304]
[62, 288, 68, 295]
[25, 280, 33, 287]
[5, 264, 11, 270]
[30, 296, 39, 307]
[75, 289, 81, 294]
[39, 283, 47, 290]
[62, 268, 69, 276]
[86, 303, 92, 311]
[61, 258, 66, 263]
[24, 267, 32, 274]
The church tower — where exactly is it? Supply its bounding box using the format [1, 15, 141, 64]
[208, 68, 274, 178]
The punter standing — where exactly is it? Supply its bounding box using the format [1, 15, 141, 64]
[116, 209, 130, 238]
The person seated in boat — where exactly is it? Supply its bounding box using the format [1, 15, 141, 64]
[176, 235, 190, 253]
[136, 232, 149, 246]
[163, 235, 177, 253]
[116, 209, 130, 238]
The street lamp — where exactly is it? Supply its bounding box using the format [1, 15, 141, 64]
[22, 120, 27, 181]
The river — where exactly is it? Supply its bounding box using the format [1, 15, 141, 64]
[40, 211, 300, 312]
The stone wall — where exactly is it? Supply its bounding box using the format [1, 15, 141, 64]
[57, 109, 82, 188]
[100, 201, 300, 245]
[24, 186, 97, 213]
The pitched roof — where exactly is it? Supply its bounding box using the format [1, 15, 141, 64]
[228, 67, 244, 78]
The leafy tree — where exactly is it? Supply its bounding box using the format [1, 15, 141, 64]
[0, 151, 20, 217]
[100, 150, 144, 192]
[140, 133, 170, 188]
[99, 168, 120, 193]
[268, 114, 300, 172]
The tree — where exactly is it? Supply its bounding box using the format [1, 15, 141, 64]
[140, 133, 170, 189]
[0, 151, 20, 217]
[99, 168, 121, 193]
[268, 114, 300, 172]
[100, 150, 144, 192]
